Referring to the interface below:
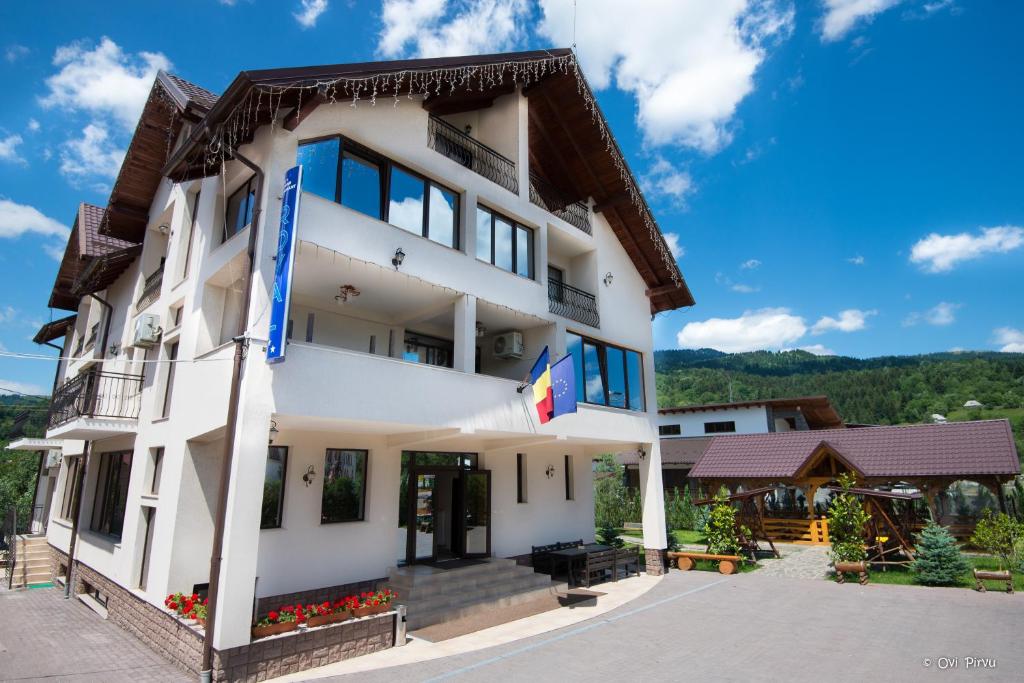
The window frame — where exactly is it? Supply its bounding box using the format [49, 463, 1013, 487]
[224, 175, 257, 242]
[261, 446, 288, 530]
[659, 424, 682, 436]
[297, 135, 461, 249]
[89, 450, 133, 540]
[59, 456, 81, 521]
[516, 453, 527, 504]
[320, 448, 369, 524]
[704, 420, 737, 434]
[475, 204, 534, 279]
[564, 454, 574, 501]
[566, 332, 646, 412]
[149, 447, 163, 495]
[161, 341, 179, 419]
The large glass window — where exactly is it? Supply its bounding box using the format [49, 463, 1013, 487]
[321, 449, 368, 523]
[567, 333, 646, 412]
[297, 137, 459, 248]
[224, 176, 256, 241]
[476, 206, 533, 279]
[261, 446, 288, 529]
[90, 451, 133, 539]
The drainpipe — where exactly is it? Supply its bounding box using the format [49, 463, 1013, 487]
[87, 294, 113, 359]
[200, 149, 264, 683]
[29, 339, 65, 534]
[64, 440, 91, 598]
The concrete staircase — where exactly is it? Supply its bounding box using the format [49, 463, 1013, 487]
[383, 558, 566, 631]
[8, 535, 51, 588]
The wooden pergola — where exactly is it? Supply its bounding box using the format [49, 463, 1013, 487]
[693, 486, 781, 561]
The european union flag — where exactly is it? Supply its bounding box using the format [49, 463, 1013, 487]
[550, 354, 577, 419]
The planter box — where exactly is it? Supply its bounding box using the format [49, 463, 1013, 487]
[251, 621, 298, 639]
[352, 604, 390, 618]
[307, 612, 352, 628]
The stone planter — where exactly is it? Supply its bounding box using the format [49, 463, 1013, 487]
[834, 560, 868, 585]
[251, 621, 298, 639]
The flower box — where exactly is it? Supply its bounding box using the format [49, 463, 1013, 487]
[308, 611, 351, 628]
[352, 603, 389, 617]
[251, 621, 298, 639]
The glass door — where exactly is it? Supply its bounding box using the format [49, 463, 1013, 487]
[461, 470, 491, 558]
[413, 473, 436, 561]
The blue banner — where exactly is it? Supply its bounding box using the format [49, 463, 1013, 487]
[266, 165, 303, 363]
[550, 353, 577, 419]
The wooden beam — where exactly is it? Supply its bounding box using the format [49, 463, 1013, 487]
[527, 99, 586, 201]
[593, 193, 631, 213]
[645, 283, 679, 298]
[283, 93, 325, 132]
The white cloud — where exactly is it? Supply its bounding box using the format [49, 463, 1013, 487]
[5, 45, 29, 62]
[642, 157, 695, 206]
[295, 0, 329, 28]
[59, 123, 125, 185]
[796, 343, 835, 356]
[847, 254, 865, 265]
[993, 327, 1024, 353]
[0, 134, 25, 164]
[819, 0, 902, 41]
[26, 119, 40, 132]
[0, 379, 50, 397]
[0, 199, 70, 239]
[536, 0, 794, 153]
[0, 305, 17, 324]
[811, 308, 876, 334]
[677, 307, 807, 353]
[903, 301, 960, 327]
[731, 283, 760, 293]
[42, 242, 66, 261]
[40, 37, 170, 130]
[910, 225, 1024, 273]
[379, 0, 528, 58]
[740, 258, 761, 270]
[662, 232, 685, 259]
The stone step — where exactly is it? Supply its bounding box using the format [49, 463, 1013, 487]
[389, 568, 537, 599]
[19, 549, 50, 561]
[385, 559, 518, 587]
[406, 582, 567, 631]
[402, 576, 559, 616]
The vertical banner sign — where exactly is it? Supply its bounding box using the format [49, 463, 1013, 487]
[266, 165, 303, 363]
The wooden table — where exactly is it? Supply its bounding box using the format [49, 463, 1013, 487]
[549, 544, 611, 587]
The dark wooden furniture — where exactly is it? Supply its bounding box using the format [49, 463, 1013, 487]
[668, 551, 742, 575]
[974, 568, 1013, 593]
[614, 546, 640, 579]
[549, 543, 609, 586]
[581, 549, 617, 588]
[531, 538, 584, 576]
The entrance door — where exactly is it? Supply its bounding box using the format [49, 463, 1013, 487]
[412, 470, 460, 562]
[461, 470, 491, 558]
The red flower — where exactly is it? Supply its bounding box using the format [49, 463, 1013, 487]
[168, 602, 178, 611]
[191, 593, 199, 601]
[202, 598, 209, 606]
[296, 611, 306, 623]
[268, 610, 279, 622]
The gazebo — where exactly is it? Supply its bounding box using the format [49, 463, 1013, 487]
[688, 419, 1020, 544]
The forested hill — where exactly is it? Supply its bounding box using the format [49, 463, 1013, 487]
[654, 349, 1024, 428]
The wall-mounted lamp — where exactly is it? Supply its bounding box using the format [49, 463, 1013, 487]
[638, 447, 647, 461]
[157, 224, 171, 235]
[392, 247, 406, 270]
[302, 465, 317, 487]
[476, 321, 487, 338]
[268, 420, 279, 445]
[603, 272, 614, 287]
[108, 343, 121, 356]
[545, 465, 555, 479]
[464, 124, 473, 136]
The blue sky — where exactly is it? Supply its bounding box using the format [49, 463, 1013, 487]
[1, 0, 1022, 394]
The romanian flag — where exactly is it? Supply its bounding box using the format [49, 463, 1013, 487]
[530, 346, 554, 423]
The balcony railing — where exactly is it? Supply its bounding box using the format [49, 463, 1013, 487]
[136, 263, 164, 310]
[529, 172, 591, 235]
[548, 280, 600, 328]
[47, 369, 144, 430]
[428, 116, 518, 195]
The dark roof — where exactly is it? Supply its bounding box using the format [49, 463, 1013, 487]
[48, 203, 138, 310]
[689, 420, 1020, 480]
[659, 395, 843, 430]
[32, 315, 77, 344]
[161, 48, 693, 313]
[163, 73, 219, 111]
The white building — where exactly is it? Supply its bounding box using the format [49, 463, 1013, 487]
[33, 50, 694, 676]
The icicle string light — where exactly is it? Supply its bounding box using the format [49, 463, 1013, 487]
[187, 52, 680, 288]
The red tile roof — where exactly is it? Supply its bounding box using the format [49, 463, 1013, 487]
[689, 420, 1020, 480]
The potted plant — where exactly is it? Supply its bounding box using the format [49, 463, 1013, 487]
[828, 474, 871, 582]
[191, 600, 209, 628]
[251, 607, 297, 639]
[306, 601, 337, 628]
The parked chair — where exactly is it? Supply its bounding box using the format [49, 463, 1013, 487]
[531, 543, 560, 575]
[582, 549, 617, 588]
[614, 546, 640, 579]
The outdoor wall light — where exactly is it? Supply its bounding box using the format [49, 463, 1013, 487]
[603, 272, 614, 287]
[302, 465, 317, 487]
[464, 124, 473, 135]
[158, 224, 171, 235]
[545, 465, 556, 479]
[268, 420, 279, 445]
[392, 247, 406, 270]
[638, 447, 647, 461]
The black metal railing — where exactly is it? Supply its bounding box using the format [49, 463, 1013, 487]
[548, 280, 600, 328]
[428, 116, 519, 195]
[47, 369, 144, 430]
[136, 263, 164, 310]
[9, 411, 31, 439]
[529, 172, 591, 235]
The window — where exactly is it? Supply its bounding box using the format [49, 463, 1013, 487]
[566, 333, 645, 412]
[90, 451, 133, 539]
[475, 206, 533, 278]
[516, 453, 527, 504]
[704, 421, 737, 434]
[137, 506, 156, 589]
[564, 454, 574, 501]
[261, 446, 288, 529]
[321, 449, 368, 523]
[548, 266, 564, 301]
[297, 137, 460, 249]
[403, 331, 452, 368]
[161, 341, 178, 418]
[659, 424, 682, 436]
[60, 456, 82, 520]
[149, 447, 163, 495]
[177, 189, 200, 281]
[224, 175, 257, 242]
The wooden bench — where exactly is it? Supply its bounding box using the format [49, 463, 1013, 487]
[582, 549, 618, 587]
[532, 539, 584, 575]
[974, 569, 1013, 594]
[614, 546, 640, 579]
[668, 551, 742, 575]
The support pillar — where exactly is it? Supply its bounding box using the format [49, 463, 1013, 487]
[640, 440, 668, 575]
[452, 294, 477, 373]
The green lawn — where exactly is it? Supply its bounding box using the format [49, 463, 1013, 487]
[615, 527, 706, 546]
[836, 556, 1023, 591]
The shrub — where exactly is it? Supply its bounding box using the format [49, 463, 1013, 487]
[704, 488, 740, 556]
[827, 473, 870, 564]
[665, 486, 699, 531]
[597, 522, 625, 548]
[970, 510, 1024, 571]
[664, 523, 681, 553]
[911, 522, 970, 586]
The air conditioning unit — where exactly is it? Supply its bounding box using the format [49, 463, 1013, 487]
[132, 313, 162, 348]
[492, 331, 524, 360]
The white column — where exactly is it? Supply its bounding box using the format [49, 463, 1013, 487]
[640, 440, 667, 550]
[462, 188, 478, 258]
[453, 294, 477, 373]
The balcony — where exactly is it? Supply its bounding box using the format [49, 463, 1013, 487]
[428, 115, 519, 195]
[46, 369, 143, 439]
[529, 172, 591, 235]
[548, 280, 599, 328]
[136, 263, 164, 311]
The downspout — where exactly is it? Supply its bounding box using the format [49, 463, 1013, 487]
[200, 149, 265, 682]
[29, 339, 64, 533]
[64, 440, 91, 598]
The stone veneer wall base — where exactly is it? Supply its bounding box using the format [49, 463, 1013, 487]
[644, 547, 668, 576]
[49, 544, 397, 682]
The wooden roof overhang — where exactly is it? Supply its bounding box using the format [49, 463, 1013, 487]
[161, 49, 694, 314]
[33, 315, 77, 345]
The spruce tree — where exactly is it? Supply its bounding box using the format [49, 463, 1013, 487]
[911, 522, 970, 586]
